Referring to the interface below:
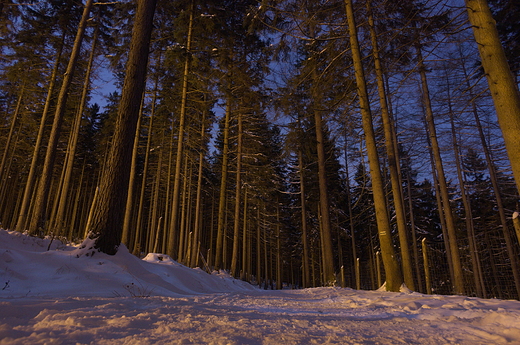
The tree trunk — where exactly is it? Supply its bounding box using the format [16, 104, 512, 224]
[231, 111, 243, 277]
[465, 0, 520, 194]
[149, 139, 163, 253]
[343, 134, 359, 289]
[167, 3, 194, 260]
[276, 200, 282, 289]
[447, 76, 484, 297]
[122, 107, 142, 250]
[29, 0, 93, 235]
[513, 212, 520, 244]
[190, 110, 207, 267]
[0, 122, 21, 223]
[0, 83, 24, 196]
[15, 36, 64, 233]
[344, 0, 402, 292]
[53, 20, 99, 237]
[298, 147, 311, 288]
[424, 123, 455, 287]
[367, 1, 414, 290]
[178, 154, 191, 263]
[214, 101, 231, 270]
[133, 102, 154, 255]
[241, 187, 248, 280]
[461, 58, 520, 298]
[405, 170, 423, 292]
[87, 0, 157, 255]
[417, 46, 465, 295]
[257, 206, 262, 285]
[313, 107, 335, 286]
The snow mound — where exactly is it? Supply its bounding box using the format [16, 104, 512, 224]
[0, 229, 255, 298]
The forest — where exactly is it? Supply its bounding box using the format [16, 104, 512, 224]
[1, 0, 520, 299]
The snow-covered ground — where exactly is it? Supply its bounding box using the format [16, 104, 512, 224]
[1, 229, 520, 344]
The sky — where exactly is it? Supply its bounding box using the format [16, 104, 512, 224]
[2, 228, 520, 344]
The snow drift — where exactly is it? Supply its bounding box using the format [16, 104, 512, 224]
[0, 229, 254, 298]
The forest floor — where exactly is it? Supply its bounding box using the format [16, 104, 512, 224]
[1, 229, 520, 344]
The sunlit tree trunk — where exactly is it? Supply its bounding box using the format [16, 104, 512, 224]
[0, 122, 21, 222]
[367, 1, 414, 290]
[0, 83, 23, 196]
[122, 107, 142, 250]
[167, 3, 194, 260]
[465, 0, 520, 194]
[29, 0, 93, 235]
[214, 101, 231, 270]
[344, 0, 402, 292]
[133, 102, 155, 255]
[15, 35, 63, 233]
[178, 154, 191, 263]
[190, 111, 207, 268]
[313, 106, 335, 286]
[149, 140, 164, 254]
[231, 111, 243, 277]
[67, 164, 85, 239]
[53, 20, 99, 237]
[162, 126, 175, 254]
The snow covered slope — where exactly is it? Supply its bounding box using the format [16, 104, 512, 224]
[0, 229, 254, 298]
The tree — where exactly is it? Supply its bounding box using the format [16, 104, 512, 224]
[344, 0, 402, 292]
[87, 0, 157, 255]
[487, 0, 520, 75]
[465, 0, 520, 194]
[29, 0, 94, 235]
[366, 0, 415, 290]
[167, 1, 194, 260]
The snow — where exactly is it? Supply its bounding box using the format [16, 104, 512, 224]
[2, 229, 520, 344]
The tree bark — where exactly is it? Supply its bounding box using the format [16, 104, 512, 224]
[344, 136, 359, 290]
[0, 83, 24, 194]
[87, 0, 157, 255]
[167, 3, 194, 260]
[53, 20, 99, 237]
[241, 187, 248, 280]
[190, 110, 207, 268]
[313, 104, 336, 286]
[417, 46, 464, 295]
[29, 0, 94, 235]
[122, 107, 142, 250]
[214, 101, 231, 270]
[344, 0, 402, 292]
[461, 56, 520, 298]
[447, 76, 484, 297]
[231, 111, 243, 277]
[298, 146, 311, 288]
[15, 34, 64, 233]
[465, 0, 520, 194]
[133, 98, 155, 255]
[367, 1, 414, 290]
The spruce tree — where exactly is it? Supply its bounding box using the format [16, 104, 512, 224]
[87, 0, 157, 255]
